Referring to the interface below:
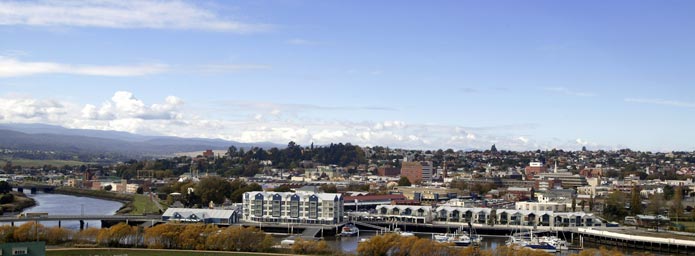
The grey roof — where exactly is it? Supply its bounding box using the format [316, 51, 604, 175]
[163, 207, 236, 219]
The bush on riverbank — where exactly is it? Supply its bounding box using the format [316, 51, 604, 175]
[0, 191, 36, 213]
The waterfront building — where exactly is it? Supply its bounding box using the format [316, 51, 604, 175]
[375, 205, 433, 223]
[162, 208, 240, 225]
[242, 191, 343, 224]
[375, 205, 601, 227]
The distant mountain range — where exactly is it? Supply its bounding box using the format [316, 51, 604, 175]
[0, 123, 281, 158]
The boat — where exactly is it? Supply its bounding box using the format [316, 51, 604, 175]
[393, 228, 415, 237]
[506, 233, 560, 253]
[433, 223, 482, 247]
[280, 239, 295, 247]
[339, 223, 360, 237]
[433, 231, 478, 246]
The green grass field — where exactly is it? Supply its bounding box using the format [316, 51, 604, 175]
[0, 159, 92, 168]
[129, 194, 166, 215]
[47, 248, 290, 256]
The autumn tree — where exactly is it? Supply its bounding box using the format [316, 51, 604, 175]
[144, 223, 183, 249]
[45, 226, 72, 245]
[0, 225, 14, 243]
[13, 222, 45, 242]
[74, 227, 100, 244]
[357, 233, 402, 256]
[291, 238, 333, 255]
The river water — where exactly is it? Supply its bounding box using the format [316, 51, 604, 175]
[20, 192, 123, 229]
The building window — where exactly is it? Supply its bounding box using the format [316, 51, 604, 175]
[290, 199, 300, 218]
[12, 247, 28, 255]
[254, 194, 264, 217]
[309, 201, 318, 218]
[272, 200, 281, 217]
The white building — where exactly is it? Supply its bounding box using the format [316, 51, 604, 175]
[243, 191, 343, 224]
[375, 205, 601, 227]
[515, 201, 567, 212]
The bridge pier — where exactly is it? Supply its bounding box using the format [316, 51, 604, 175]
[30, 187, 37, 194]
[79, 220, 84, 230]
[58, 220, 61, 228]
[17, 187, 23, 193]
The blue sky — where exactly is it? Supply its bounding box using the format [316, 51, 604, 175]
[0, 0, 694, 151]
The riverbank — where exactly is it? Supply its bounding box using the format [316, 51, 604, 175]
[54, 187, 133, 203]
[53, 187, 156, 215]
[0, 191, 36, 214]
[47, 248, 296, 256]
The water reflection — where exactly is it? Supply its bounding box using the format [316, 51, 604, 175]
[20, 192, 123, 229]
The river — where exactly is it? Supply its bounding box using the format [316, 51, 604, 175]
[20, 192, 123, 229]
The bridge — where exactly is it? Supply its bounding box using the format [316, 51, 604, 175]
[0, 214, 162, 229]
[8, 182, 56, 194]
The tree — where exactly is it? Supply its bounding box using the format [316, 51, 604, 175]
[0, 181, 11, 194]
[13, 222, 45, 242]
[629, 186, 643, 216]
[646, 193, 665, 215]
[195, 176, 232, 204]
[45, 226, 72, 245]
[663, 185, 675, 200]
[572, 197, 577, 212]
[291, 238, 332, 255]
[490, 144, 498, 153]
[136, 186, 144, 194]
[320, 184, 338, 193]
[603, 191, 627, 222]
[104, 185, 112, 191]
[274, 184, 292, 192]
[0, 225, 14, 243]
[398, 176, 411, 186]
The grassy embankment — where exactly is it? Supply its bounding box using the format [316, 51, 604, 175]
[47, 248, 292, 256]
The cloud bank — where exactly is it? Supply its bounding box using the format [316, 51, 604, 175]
[0, 91, 611, 151]
[0, 56, 167, 77]
[0, 0, 264, 32]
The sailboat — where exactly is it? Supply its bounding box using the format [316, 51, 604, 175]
[433, 222, 482, 246]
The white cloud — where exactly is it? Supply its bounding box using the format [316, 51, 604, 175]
[625, 98, 695, 108]
[544, 87, 595, 97]
[0, 95, 68, 122]
[286, 38, 319, 45]
[0, 56, 167, 77]
[0, 0, 264, 32]
[517, 136, 529, 144]
[81, 91, 184, 120]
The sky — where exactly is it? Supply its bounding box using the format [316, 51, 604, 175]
[0, 0, 694, 152]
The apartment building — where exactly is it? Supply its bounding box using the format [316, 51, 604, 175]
[242, 191, 344, 224]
